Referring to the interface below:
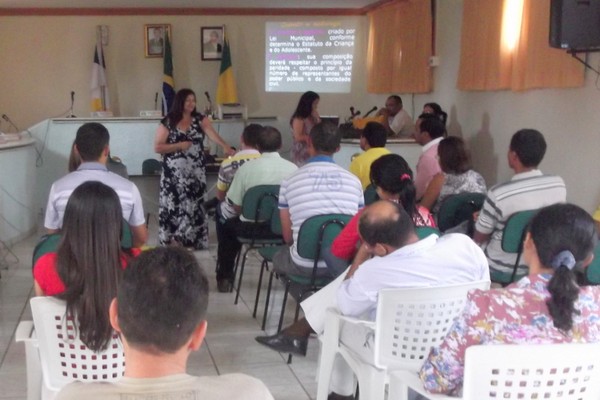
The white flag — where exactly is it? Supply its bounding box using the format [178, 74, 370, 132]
[91, 41, 110, 111]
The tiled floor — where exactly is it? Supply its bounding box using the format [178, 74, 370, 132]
[0, 220, 320, 400]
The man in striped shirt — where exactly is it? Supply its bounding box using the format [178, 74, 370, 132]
[215, 124, 262, 203]
[274, 122, 364, 278]
[474, 129, 566, 276]
[44, 123, 147, 247]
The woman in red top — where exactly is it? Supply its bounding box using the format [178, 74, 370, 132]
[33, 181, 139, 352]
[325, 154, 435, 274]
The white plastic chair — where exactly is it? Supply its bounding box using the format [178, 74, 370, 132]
[316, 280, 490, 400]
[389, 343, 600, 400]
[15, 297, 125, 400]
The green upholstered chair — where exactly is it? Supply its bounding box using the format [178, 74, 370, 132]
[436, 192, 486, 233]
[255, 208, 284, 329]
[32, 220, 134, 269]
[31, 234, 62, 269]
[141, 158, 162, 175]
[273, 214, 351, 324]
[232, 185, 284, 304]
[415, 226, 441, 239]
[584, 244, 600, 285]
[490, 209, 538, 286]
[363, 184, 379, 206]
[264, 213, 351, 363]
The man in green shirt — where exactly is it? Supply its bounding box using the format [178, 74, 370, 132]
[215, 126, 297, 292]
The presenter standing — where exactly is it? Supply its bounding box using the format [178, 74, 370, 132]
[290, 91, 321, 166]
[155, 88, 233, 250]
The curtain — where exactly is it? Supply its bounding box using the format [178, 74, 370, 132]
[511, 0, 584, 90]
[367, 0, 432, 94]
[458, 0, 583, 91]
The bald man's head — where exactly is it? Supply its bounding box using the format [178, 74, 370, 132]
[358, 200, 416, 249]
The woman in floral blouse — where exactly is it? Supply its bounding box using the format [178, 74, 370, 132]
[419, 203, 600, 396]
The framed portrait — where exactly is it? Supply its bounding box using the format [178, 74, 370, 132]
[144, 24, 171, 58]
[201, 26, 225, 61]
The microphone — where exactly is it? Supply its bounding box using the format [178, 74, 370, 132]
[204, 91, 213, 118]
[363, 106, 378, 118]
[154, 92, 159, 110]
[348, 106, 361, 120]
[2, 114, 19, 132]
[67, 91, 76, 118]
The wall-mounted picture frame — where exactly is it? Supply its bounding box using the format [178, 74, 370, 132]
[201, 26, 224, 61]
[144, 24, 171, 58]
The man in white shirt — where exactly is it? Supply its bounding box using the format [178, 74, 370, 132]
[376, 95, 415, 137]
[57, 247, 274, 400]
[257, 201, 489, 399]
[44, 122, 147, 247]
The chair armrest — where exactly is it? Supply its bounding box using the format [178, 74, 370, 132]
[323, 308, 375, 332]
[15, 321, 36, 343]
[322, 308, 342, 339]
[389, 370, 455, 400]
[336, 314, 376, 329]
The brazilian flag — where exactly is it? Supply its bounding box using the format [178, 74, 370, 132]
[162, 34, 175, 115]
[216, 39, 239, 104]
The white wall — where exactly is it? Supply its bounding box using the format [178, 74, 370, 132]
[0, 141, 37, 245]
[1, 2, 599, 213]
[412, 0, 600, 212]
[0, 14, 394, 130]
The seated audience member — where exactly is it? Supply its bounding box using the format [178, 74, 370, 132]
[327, 154, 435, 275]
[474, 129, 566, 276]
[273, 122, 363, 280]
[45, 122, 147, 247]
[349, 122, 390, 189]
[34, 181, 140, 352]
[422, 102, 448, 126]
[57, 247, 274, 400]
[376, 95, 415, 137]
[215, 126, 297, 292]
[420, 203, 600, 396]
[414, 114, 446, 201]
[420, 136, 486, 214]
[203, 123, 262, 211]
[257, 201, 489, 399]
[67, 141, 128, 178]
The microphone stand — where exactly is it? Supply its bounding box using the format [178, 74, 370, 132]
[204, 92, 213, 118]
[67, 91, 76, 118]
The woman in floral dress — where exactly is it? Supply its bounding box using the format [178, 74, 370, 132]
[154, 88, 233, 249]
[419, 203, 600, 396]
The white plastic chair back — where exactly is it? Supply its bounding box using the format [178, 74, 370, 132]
[373, 280, 490, 370]
[30, 297, 125, 395]
[462, 343, 600, 400]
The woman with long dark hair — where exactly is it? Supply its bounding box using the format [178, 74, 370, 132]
[154, 88, 234, 249]
[33, 181, 140, 352]
[420, 203, 600, 395]
[290, 90, 321, 166]
[328, 154, 435, 273]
